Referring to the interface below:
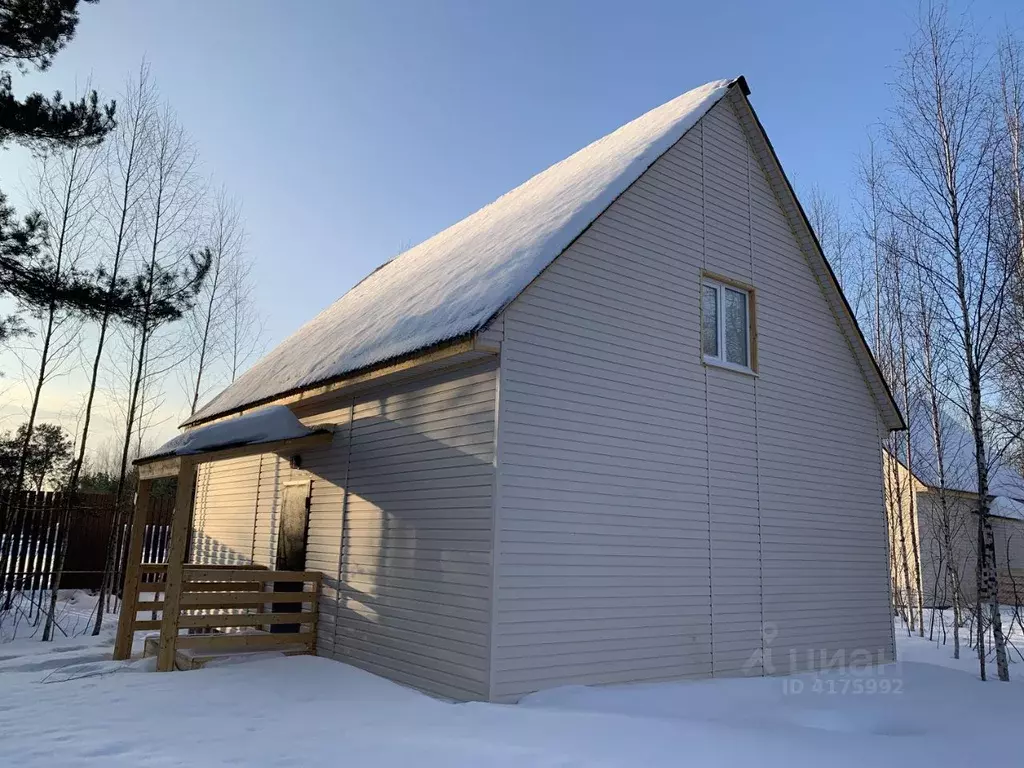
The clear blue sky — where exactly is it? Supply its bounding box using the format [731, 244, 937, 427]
[0, 0, 1014, 342]
[0, 0, 1019, 431]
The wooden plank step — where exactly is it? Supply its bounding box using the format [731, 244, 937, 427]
[142, 633, 311, 670]
[175, 631, 315, 652]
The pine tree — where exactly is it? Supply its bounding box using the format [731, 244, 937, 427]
[0, 0, 117, 342]
[20, 423, 72, 492]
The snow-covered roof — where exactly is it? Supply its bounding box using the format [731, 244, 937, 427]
[140, 405, 322, 462]
[187, 78, 741, 424]
[904, 400, 1024, 518]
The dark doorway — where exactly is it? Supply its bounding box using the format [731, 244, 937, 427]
[276, 482, 310, 571]
[272, 481, 310, 633]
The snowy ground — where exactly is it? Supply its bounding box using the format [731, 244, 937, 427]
[0, 589, 116, 644]
[1, 604, 1022, 767]
[898, 606, 1024, 672]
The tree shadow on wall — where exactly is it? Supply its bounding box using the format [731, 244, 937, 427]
[314, 387, 494, 686]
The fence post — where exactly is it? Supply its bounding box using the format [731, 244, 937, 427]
[113, 480, 152, 661]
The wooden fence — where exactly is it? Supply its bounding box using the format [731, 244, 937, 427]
[0, 490, 174, 596]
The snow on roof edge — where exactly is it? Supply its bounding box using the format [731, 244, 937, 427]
[186, 77, 742, 426]
[183, 330, 477, 428]
[885, 403, 1024, 522]
[143, 405, 323, 462]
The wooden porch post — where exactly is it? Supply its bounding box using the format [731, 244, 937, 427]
[156, 458, 197, 672]
[112, 478, 152, 660]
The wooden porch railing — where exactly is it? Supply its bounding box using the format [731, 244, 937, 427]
[117, 562, 321, 668]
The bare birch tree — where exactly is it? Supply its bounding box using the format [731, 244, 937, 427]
[182, 187, 243, 415]
[912, 261, 970, 656]
[995, 35, 1024, 460]
[808, 186, 868, 318]
[858, 139, 888, 351]
[0, 140, 100, 609]
[858, 146, 920, 626]
[885, 5, 1010, 680]
[224, 250, 264, 384]
[884, 223, 926, 636]
[42, 68, 155, 640]
[878, 247, 919, 633]
[65, 66, 154, 498]
[92, 104, 210, 634]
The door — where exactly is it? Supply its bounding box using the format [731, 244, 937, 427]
[273, 481, 310, 633]
[276, 481, 310, 571]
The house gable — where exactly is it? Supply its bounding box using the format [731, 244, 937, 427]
[490, 92, 894, 701]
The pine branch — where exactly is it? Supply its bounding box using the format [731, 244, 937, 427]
[0, 73, 114, 149]
[0, 0, 93, 72]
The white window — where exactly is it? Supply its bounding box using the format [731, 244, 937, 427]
[702, 278, 752, 371]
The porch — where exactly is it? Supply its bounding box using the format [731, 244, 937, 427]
[112, 406, 333, 670]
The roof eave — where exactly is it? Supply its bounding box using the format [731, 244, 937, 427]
[184, 332, 484, 428]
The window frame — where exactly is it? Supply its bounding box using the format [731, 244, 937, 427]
[701, 273, 756, 374]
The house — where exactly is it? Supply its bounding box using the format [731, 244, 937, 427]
[885, 409, 1024, 610]
[119, 76, 904, 702]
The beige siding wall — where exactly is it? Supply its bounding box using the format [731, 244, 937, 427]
[744, 90, 892, 670]
[252, 454, 283, 568]
[181, 361, 497, 700]
[913, 490, 968, 608]
[294, 360, 498, 701]
[191, 455, 260, 565]
[993, 516, 1024, 598]
[882, 454, 922, 612]
[491, 94, 893, 701]
[296, 409, 350, 659]
[914, 489, 1024, 607]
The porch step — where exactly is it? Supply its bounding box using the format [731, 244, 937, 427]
[142, 632, 310, 670]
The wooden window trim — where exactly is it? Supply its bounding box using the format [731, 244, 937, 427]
[700, 270, 758, 374]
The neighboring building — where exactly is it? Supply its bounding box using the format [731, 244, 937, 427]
[885, 412, 1024, 610]
[161, 76, 904, 702]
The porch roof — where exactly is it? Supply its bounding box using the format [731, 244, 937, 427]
[134, 405, 332, 479]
